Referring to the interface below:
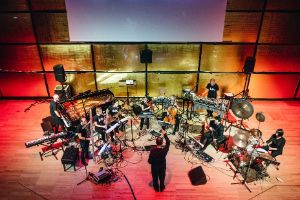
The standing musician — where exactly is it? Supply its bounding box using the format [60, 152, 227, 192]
[140, 97, 151, 130]
[76, 117, 92, 165]
[50, 94, 66, 134]
[200, 117, 225, 151]
[201, 79, 219, 117]
[105, 101, 120, 142]
[262, 129, 286, 158]
[93, 107, 107, 142]
[148, 129, 170, 192]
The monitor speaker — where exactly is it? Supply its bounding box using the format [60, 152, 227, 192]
[53, 64, 66, 82]
[188, 166, 207, 185]
[140, 49, 152, 63]
[243, 57, 256, 74]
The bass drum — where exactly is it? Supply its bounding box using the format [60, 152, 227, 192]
[132, 104, 142, 116]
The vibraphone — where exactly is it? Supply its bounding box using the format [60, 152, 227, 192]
[193, 97, 230, 117]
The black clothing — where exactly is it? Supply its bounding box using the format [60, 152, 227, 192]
[206, 83, 219, 99]
[50, 100, 65, 134]
[140, 102, 150, 130]
[148, 134, 170, 191]
[50, 100, 58, 118]
[200, 123, 225, 150]
[206, 83, 219, 117]
[76, 124, 90, 164]
[93, 114, 106, 142]
[263, 134, 286, 157]
[107, 105, 119, 116]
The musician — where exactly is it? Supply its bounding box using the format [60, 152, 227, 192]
[148, 129, 170, 192]
[200, 117, 225, 151]
[105, 101, 120, 142]
[76, 117, 91, 165]
[162, 96, 180, 135]
[262, 129, 286, 158]
[140, 97, 151, 130]
[201, 79, 219, 117]
[93, 107, 107, 142]
[50, 94, 66, 134]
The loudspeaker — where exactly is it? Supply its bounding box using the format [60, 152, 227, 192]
[243, 57, 256, 73]
[188, 166, 207, 185]
[53, 64, 66, 82]
[140, 49, 152, 63]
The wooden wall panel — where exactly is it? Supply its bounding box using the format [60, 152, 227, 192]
[0, 45, 42, 71]
[223, 12, 262, 42]
[226, 0, 265, 10]
[46, 73, 96, 96]
[267, 0, 300, 10]
[148, 73, 197, 97]
[148, 44, 199, 71]
[0, 13, 35, 43]
[201, 45, 255, 72]
[0, 73, 47, 96]
[33, 13, 69, 43]
[198, 73, 246, 96]
[96, 73, 145, 97]
[40, 45, 92, 71]
[249, 74, 300, 98]
[93, 45, 145, 72]
[259, 13, 300, 43]
[0, 0, 28, 11]
[30, 0, 66, 10]
[255, 45, 300, 72]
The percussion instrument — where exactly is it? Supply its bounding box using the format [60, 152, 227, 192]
[233, 130, 250, 148]
[231, 100, 254, 119]
[193, 97, 229, 117]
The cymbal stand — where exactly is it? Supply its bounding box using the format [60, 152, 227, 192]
[231, 144, 259, 193]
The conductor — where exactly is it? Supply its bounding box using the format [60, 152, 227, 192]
[148, 129, 170, 192]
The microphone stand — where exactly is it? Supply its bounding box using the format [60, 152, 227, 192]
[77, 163, 89, 185]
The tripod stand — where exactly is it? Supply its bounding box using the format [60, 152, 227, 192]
[77, 164, 90, 186]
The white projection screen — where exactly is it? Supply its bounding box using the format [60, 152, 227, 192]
[65, 0, 227, 42]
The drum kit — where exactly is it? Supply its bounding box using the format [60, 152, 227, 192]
[228, 125, 279, 185]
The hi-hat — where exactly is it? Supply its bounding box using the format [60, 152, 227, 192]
[233, 130, 250, 148]
[255, 112, 265, 122]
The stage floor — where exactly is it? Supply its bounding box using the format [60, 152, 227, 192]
[0, 100, 300, 200]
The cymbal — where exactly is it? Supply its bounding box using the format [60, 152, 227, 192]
[233, 130, 250, 148]
[259, 153, 274, 161]
[231, 100, 254, 119]
[256, 112, 265, 122]
[250, 128, 263, 138]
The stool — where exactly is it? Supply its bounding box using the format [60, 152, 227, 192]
[61, 146, 79, 171]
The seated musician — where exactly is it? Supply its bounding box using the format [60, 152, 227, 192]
[93, 107, 107, 142]
[162, 96, 180, 135]
[76, 117, 92, 165]
[140, 97, 151, 130]
[262, 129, 286, 158]
[200, 116, 225, 151]
[106, 101, 120, 142]
[50, 94, 66, 134]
